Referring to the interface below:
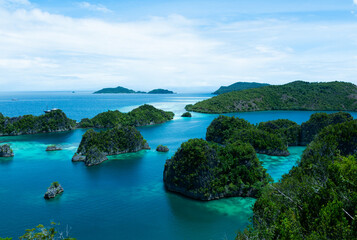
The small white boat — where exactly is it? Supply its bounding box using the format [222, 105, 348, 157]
[44, 108, 59, 113]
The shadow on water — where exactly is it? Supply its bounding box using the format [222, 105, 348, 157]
[80, 150, 149, 182]
[0, 157, 13, 165]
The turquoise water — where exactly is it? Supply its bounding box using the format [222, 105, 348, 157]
[1, 92, 356, 239]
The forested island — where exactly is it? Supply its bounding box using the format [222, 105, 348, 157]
[93, 86, 145, 94]
[186, 81, 357, 113]
[148, 89, 174, 94]
[212, 82, 269, 95]
[163, 139, 271, 200]
[237, 119, 357, 239]
[72, 126, 150, 166]
[78, 104, 174, 128]
[0, 110, 76, 136]
[93, 86, 174, 94]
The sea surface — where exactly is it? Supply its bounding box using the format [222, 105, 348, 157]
[0, 92, 356, 239]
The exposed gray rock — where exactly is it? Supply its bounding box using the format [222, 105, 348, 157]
[46, 145, 62, 151]
[0, 144, 14, 157]
[72, 153, 86, 162]
[44, 182, 64, 199]
[84, 147, 108, 166]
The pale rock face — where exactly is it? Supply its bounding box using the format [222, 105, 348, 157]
[44, 183, 64, 199]
[46, 145, 62, 151]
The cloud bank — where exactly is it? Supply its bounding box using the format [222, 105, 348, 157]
[0, 2, 356, 91]
[77, 2, 111, 13]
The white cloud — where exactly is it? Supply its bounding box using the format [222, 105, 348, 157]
[354, 0, 357, 6]
[0, 0, 30, 6]
[0, 5, 356, 91]
[78, 2, 111, 13]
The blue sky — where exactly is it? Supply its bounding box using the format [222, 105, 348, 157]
[0, 0, 357, 92]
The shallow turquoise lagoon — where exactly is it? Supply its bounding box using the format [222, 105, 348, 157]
[1, 92, 356, 239]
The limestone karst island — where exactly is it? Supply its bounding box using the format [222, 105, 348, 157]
[1, 1, 357, 239]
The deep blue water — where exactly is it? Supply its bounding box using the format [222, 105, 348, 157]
[0, 92, 356, 239]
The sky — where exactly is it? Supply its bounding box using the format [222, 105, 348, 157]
[0, 0, 357, 92]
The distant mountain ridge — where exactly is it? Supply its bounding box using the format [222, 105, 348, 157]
[212, 82, 270, 94]
[94, 86, 174, 94]
[186, 81, 357, 113]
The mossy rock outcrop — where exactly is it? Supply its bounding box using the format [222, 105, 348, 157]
[44, 182, 64, 199]
[156, 145, 169, 152]
[0, 144, 14, 157]
[181, 112, 192, 117]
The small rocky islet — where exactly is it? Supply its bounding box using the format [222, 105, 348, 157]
[156, 145, 169, 152]
[181, 112, 192, 117]
[44, 182, 64, 199]
[0, 144, 14, 157]
[46, 145, 62, 151]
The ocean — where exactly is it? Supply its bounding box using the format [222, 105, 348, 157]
[0, 91, 355, 239]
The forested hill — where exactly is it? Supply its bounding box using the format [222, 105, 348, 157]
[94, 86, 145, 94]
[186, 81, 357, 113]
[212, 82, 269, 94]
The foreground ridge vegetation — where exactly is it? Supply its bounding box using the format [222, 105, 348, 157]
[237, 120, 357, 239]
[163, 139, 271, 200]
[186, 81, 357, 113]
[0, 222, 75, 240]
[78, 104, 174, 128]
[206, 112, 353, 156]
